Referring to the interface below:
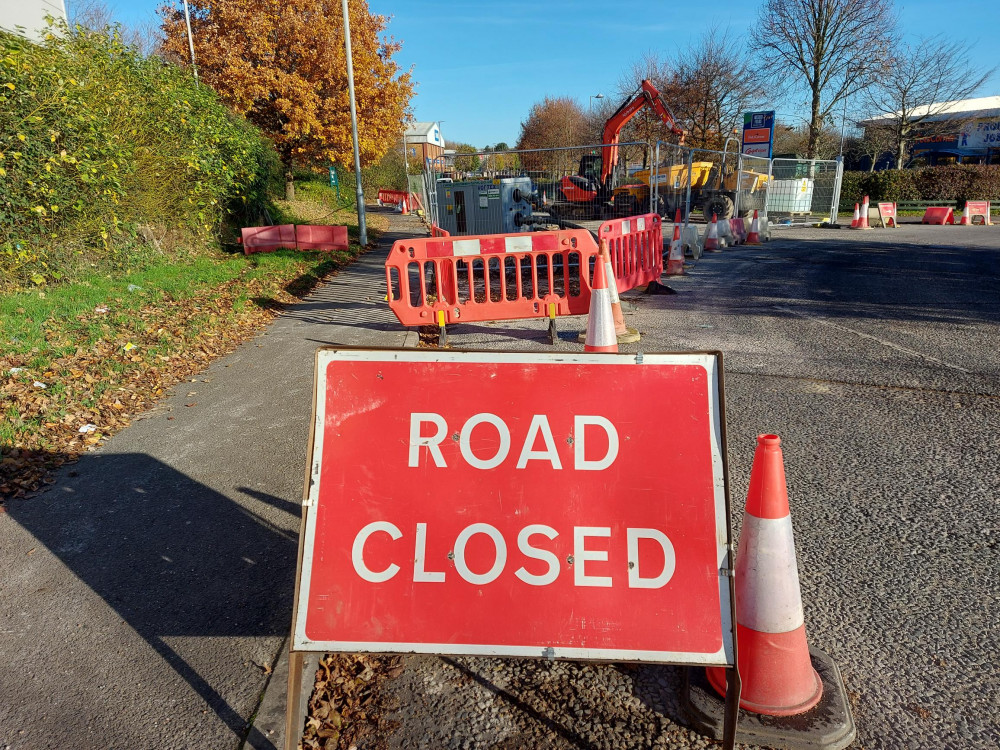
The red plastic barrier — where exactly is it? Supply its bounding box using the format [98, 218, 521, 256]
[430, 224, 451, 238]
[241, 224, 296, 255]
[921, 207, 955, 225]
[597, 214, 662, 293]
[378, 189, 408, 206]
[385, 230, 599, 327]
[297, 225, 349, 251]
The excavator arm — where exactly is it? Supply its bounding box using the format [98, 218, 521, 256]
[600, 79, 684, 187]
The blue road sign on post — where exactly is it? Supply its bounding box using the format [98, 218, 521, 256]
[742, 111, 775, 159]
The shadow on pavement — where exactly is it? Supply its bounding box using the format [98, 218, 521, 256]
[5, 451, 300, 750]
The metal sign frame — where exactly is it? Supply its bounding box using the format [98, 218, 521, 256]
[742, 110, 775, 159]
[285, 348, 740, 750]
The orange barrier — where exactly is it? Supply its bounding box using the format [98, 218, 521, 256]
[597, 214, 662, 293]
[377, 189, 408, 207]
[385, 229, 599, 328]
[921, 206, 955, 225]
[296, 225, 349, 251]
[429, 224, 451, 238]
[240, 224, 296, 254]
[960, 200, 992, 225]
[240, 225, 349, 254]
[876, 202, 898, 228]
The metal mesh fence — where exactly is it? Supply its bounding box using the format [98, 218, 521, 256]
[421, 143, 652, 235]
[766, 158, 841, 223]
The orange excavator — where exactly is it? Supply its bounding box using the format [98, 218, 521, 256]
[549, 79, 684, 219]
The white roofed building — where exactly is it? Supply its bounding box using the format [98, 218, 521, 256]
[403, 122, 446, 166]
[859, 96, 1000, 166]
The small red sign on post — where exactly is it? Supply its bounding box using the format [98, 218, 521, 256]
[876, 202, 898, 228]
[291, 350, 735, 666]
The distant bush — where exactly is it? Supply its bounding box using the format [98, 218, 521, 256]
[840, 165, 1000, 209]
[0, 24, 278, 290]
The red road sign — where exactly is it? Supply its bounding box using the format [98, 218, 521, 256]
[292, 350, 735, 665]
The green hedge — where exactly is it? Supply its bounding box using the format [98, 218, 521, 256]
[840, 165, 1000, 210]
[0, 24, 278, 290]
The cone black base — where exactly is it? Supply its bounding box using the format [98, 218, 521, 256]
[682, 647, 856, 750]
[644, 280, 677, 295]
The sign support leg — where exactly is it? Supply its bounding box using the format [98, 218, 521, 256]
[721, 665, 741, 750]
[284, 650, 305, 750]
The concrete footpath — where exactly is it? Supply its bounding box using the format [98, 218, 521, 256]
[0, 209, 423, 750]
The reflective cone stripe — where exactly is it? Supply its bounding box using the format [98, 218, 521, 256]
[584, 247, 618, 352]
[850, 203, 860, 228]
[705, 434, 823, 716]
[703, 213, 720, 251]
[665, 220, 685, 275]
[854, 196, 870, 229]
[601, 240, 628, 336]
[746, 210, 761, 245]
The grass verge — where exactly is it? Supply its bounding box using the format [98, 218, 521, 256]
[1, 186, 388, 502]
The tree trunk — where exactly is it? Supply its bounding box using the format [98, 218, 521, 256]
[285, 168, 295, 201]
[807, 86, 822, 159]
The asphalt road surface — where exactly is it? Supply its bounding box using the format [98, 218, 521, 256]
[2, 216, 997, 749]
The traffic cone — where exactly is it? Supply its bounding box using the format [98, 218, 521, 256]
[665, 211, 685, 275]
[703, 213, 720, 252]
[850, 203, 860, 228]
[706, 434, 822, 715]
[400, 195, 410, 215]
[584, 247, 618, 353]
[746, 210, 762, 245]
[853, 196, 869, 229]
[602, 240, 639, 341]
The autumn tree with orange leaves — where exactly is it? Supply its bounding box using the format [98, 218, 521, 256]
[160, 0, 413, 199]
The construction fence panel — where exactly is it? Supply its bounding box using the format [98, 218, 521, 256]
[385, 229, 600, 328]
[766, 158, 842, 224]
[735, 154, 771, 219]
[650, 142, 691, 222]
[420, 143, 654, 235]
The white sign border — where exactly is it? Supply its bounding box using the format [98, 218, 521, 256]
[293, 350, 734, 666]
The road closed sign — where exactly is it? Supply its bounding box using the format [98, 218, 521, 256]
[292, 350, 735, 666]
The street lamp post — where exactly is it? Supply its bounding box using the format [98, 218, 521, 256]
[589, 93, 604, 112]
[342, 0, 367, 246]
[181, 0, 198, 86]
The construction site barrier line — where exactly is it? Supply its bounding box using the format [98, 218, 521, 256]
[598, 213, 663, 293]
[385, 229, 600, 327]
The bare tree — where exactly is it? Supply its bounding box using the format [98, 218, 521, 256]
[849, 124, 895, 170]
[67, 0, 161, 56]
[756, 0, 895, 158]
[773, 121, 841, 158]
[613, 52, 681, 164]
[863, 36, 994, 169]
[672, 30, 765, 151]
[516, 97, 589, 171]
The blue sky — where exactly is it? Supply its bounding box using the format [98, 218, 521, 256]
[94, 0, 998, 148]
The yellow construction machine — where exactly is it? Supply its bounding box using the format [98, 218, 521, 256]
[612, 160, 769, 219]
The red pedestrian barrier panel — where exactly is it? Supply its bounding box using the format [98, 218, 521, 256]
[429, 224, 451, 238]
[296, 225, 349, 251]
[597, 214, 662, 293]
[378, 189, 408, 207]
[921, 206, 955, 225]
[385, 230, 599, 328]
[241, 224, 296, 254]
[961, 200, 992, 225]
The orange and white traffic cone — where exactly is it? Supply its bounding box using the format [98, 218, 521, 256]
[584, 246, 618, 353]
[703, 213, 720, 252]
[400, 195, 410, 215]
[601, 240, 640, 342]
[853, 196, 869, 229]
[706, 434, 822, 715]
[746, 210, 762, 245]
[684, 434, 857, 749]
[850, 203, 860, 228]
[665, 211, 685, 275]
